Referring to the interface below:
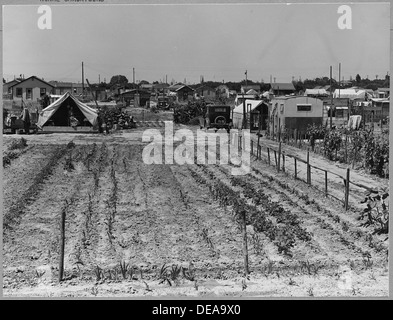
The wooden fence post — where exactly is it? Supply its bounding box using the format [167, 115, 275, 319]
[306, 149, 310, 185]
[274, 150, 278, 170]
[277, 142, 281, 173]
[325, 170, 328, 197]
[282, 153, 285, 172]
[59, 208, 66, 282]
[294, 158, 297, 179]
[251, 140, 254, 156]
[241, 210, 249, 275]
[267, 147, 271, 165]
[345, 168, 350, 210]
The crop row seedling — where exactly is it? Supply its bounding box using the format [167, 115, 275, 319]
[189, 167, 308, 257]
[4, 143, 71, 230]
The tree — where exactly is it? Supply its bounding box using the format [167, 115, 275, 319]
[293, 80, 305, 93]
[356, 74, 361, 83]
[109, 75, 128, 87]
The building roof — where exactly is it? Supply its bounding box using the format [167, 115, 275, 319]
[270, 95, 323, 102]
[140, 83, 154, 89]
[304, 89, 328, 96]
[233, 99, 265, 114]
[120, 88, 150, 95]
[246, 89, 259, 95]
[10, 76, 55, 88]
[49, 81, 84, 88]
[270, 82, 295, 91]
[4, 79, 20, 86]
[333, 89, 365, 99]
[153, 83, 170, 89]
[195, 85, 215, 92]
[168, 82, 185, 90]
[174, 85, 195, 92]
[241, 84, 260, 92]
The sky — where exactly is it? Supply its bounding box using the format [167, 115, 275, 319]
[2, 3, 390, 84]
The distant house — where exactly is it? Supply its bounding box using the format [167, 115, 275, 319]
[240, 84, 260, 94]
[269, 96, 324, 136]
[195, 85, 216, 100]
[168, 84, 195, 102]
[139, 83, 154, 91]
[9, 76, 55, 101]
[153, 83, 170, 94]
[326, 98, 350, 126]
[352, 98, 389, 123]
[168, 83, 186, 91]
[3, 79, 20, 96]
[49, 81, 84, 96]
[270, 83, 296, 96]
[376, 88, 390, 99]
[216, 85, 230, 99]
[120, 89, 150, 107]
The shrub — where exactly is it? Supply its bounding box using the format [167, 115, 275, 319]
[9, 137, 28, 150]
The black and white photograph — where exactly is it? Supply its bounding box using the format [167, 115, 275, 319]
[1, 1, 390, 299]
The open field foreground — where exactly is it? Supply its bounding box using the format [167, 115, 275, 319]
[2, 126, 389, 298]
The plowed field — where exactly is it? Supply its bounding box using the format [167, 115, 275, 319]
[2, 126, 389, 297]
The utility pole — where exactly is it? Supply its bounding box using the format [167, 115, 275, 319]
[82, 61, 85, 99]
[243, 70, 247, 129]
[330, 66, 333, 129]
[133, 68, 135, 84]
[338, 63, 341, 98]
[99, 74, 100, 84]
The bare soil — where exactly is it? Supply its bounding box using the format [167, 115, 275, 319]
[2, 125, 389, 297]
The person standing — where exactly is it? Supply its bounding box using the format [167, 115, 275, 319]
[20, 105, 31, 134]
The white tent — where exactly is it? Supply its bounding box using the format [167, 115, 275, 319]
[37, 91, 98, 129]
[333, 89, 366, 99]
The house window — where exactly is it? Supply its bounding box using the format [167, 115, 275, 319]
[16, 88, 22, 97]
[280, 103, 284, 113]
[297, 104, 312, 111]
[335, 109, 344, 118]
[26, 88, 33, 99]
[40, 88, 46, 97]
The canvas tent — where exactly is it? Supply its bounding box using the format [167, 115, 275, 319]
[333, 89, 366, 99]
[37, 91, 98, 129]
